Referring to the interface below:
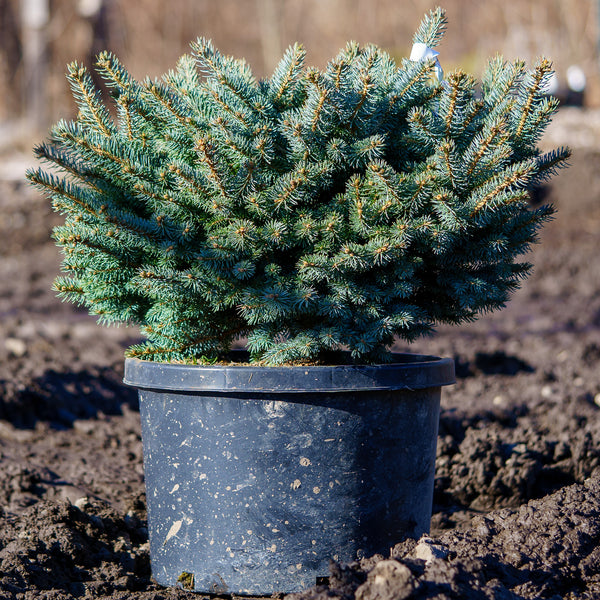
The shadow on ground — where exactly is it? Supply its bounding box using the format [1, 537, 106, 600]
[0, 366, 138, 429]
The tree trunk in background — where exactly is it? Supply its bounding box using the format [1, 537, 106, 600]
[21, 0, 49, 130]
[256, 0, 281, 74]
[0, 0, 22, 121]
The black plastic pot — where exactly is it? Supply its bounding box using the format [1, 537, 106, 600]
[123, 353, 455, 595]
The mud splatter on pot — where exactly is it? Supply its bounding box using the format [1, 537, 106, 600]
[123, 352, 455, 594]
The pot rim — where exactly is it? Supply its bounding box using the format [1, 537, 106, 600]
[123, 352, 455, 393]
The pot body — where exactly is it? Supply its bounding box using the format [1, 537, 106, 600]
[124, 353, 454, 595]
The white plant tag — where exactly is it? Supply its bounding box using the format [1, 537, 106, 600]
[410, 42, 444, 82]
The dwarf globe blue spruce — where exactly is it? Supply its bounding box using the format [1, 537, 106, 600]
[28, 8, 569, 366]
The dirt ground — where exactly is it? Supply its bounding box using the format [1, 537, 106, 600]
[1, 107, 599, 599]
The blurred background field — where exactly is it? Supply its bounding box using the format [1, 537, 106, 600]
[1, 0, 600, 157]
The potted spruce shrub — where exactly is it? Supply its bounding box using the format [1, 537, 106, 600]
[28, 8, 569, 595]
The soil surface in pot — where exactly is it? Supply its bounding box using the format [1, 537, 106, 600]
[1, 108, 599, 599]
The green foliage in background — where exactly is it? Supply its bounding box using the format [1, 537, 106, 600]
[28, 8, 569, 365]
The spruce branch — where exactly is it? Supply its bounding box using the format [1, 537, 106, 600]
[27, 168, 101, 218]
[194, 136, 232, 202]
[464, 119, 508, 177]
[393, 59, 439, 103]
[469, 160, 537, 216]
[515, 59, 552, 132]
[163, 54, 201, 95]
[191, 37, 260, 117]
[412, 7, 447, 48]
[144, 80, 198, 130]
[269, 42, 306, 107]
[482, 56, 526, 112]
[66, 61, 115, 137]
[96, 51, 135, 92]
[32, 143, 104, 193]
[533, 147, 572, 183]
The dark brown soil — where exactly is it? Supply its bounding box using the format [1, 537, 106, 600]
[1, 118, 599, 599]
